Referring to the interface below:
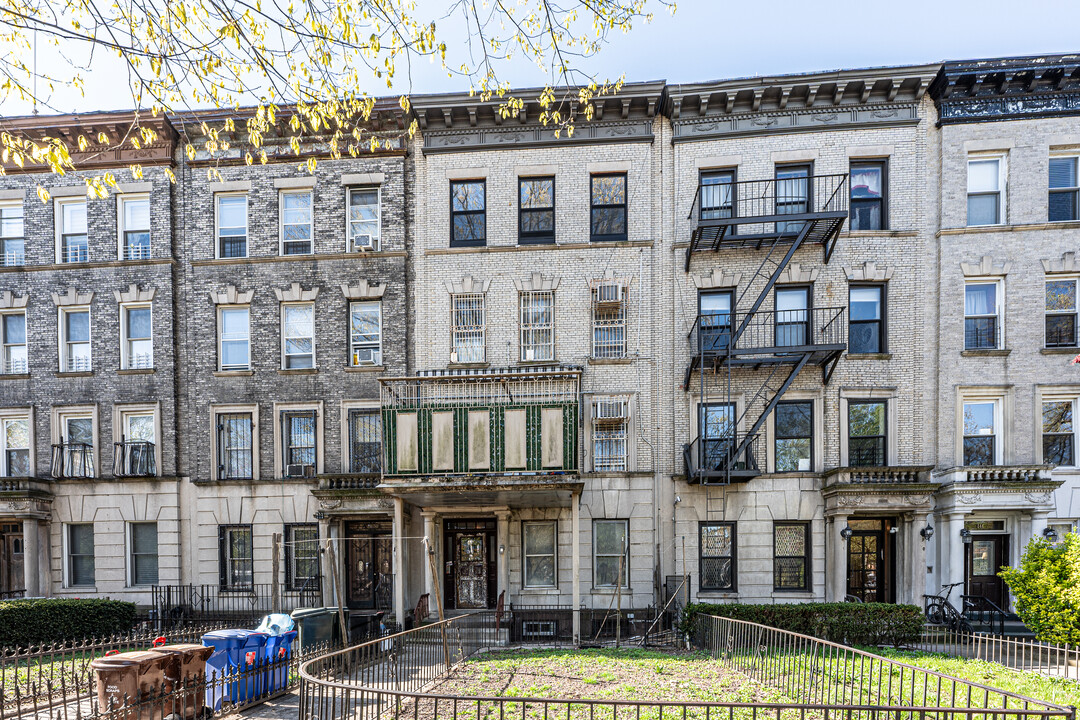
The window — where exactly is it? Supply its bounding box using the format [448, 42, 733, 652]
[849, 161, 886, 231]
[776, 164, 810, 235]
[523, 521, 557, 588]
[119, 195, 150, 260]
[216, 194, 248, 258]
[282, 410, 317, 477]
[590, 174, 627, 242]
[519, 177, 555, 244]
[349, 301, 382, 366]
[775, 287, 810, 347]
[1049, 156, 1078, 222]
[129, 523, 158, 586]
[216, 411, 254, 480]
[1043, 400, 1075, 467]
[450, 180, 486, 247]
[56, 413, 94, 478]
[218, 307, 250, 371]
[451, 293, 485, 363]
[1, 417, 30, 476]
[1046, 278, 1078, 348]
[121, 304, 153, 369]
[285, 524, 319, 590]
[967, 156, 1004, 226]
[592, 397, 628, 472]
[700, 169, 735, 222]
[700, 402, 735, 471]
[592, 283, 627, 359]
[964, 282, 1001, 350]
[963, 400, 999, 466]
[593, 519, 628, 588]
[348, 187, 380, 251]
[60, 308, 91, 372]
[280, 190, 313, 255]
[699, 291, 732, 353]
[699, 522, 736, 592]
[117, 409, 155, 477]
[520, 291, 554, 362]
[2, 313, 26, 374]
[347, 408, 381, 473]
[281, 303, 315, 369]
[219, 525, 253, 589]
[1, 202, 25, 266]
[773, 522, 809, 591]
[849, 285, 885, 354]
[775, 401, 812, 472]
[58, 199, 88, 263]
[67, 523, 95, 587]
[848, 401, 886, 467]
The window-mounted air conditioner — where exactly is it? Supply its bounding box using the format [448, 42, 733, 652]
[593, 399, 629, 423]
[353, 234, 375, 251]
[286, 463, 315, 478]
[594, 282, 624, 305]
[353, 348, 380, 365]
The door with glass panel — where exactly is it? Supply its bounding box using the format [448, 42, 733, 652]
[775, 287, 810, 347]
[345, 522, 392, 610]
[846, 518, 894, 603]
[698, 291, 732, 353]
[119, 414, 155, 477]
[775, 165, 810, 235]
[700, 402, 736, 471]
[63, 417, 94, 477]
[965, 534, 1008, 608]
[0, 523, 23, 594]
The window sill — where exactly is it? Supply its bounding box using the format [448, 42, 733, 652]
[697, 591, 738, 598]
[278, 368, 318, 375]
[448, 362, 490, 369]
[961, 349, 1010, 357]
[56, 371, 93, 378]
[0, 373, 30, 380]
[518, 587, 561, 595]
[772, 590, 815, 597]
[1041, 347, 1079, 355]
[190, 250, 406, 266]
[344, 365, 386, 373]
[839, 230, 917, 238]
[846, 353, 892, 360]
[118, 368, 155, 375]
[517, 360, 558, 366]
[214, 370, 255, 377]
[588, 357, 632, 365]
[591, 588, 632, 596]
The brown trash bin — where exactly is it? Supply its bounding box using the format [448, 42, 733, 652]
[154, 644, 214, 719]
[91, 650, 178, 720]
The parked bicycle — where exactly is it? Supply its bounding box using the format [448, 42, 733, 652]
[923, 581, 973, 632]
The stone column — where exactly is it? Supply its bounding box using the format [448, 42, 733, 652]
[1030, 510, 1050, 550]
[22, 519, 39, 597]
[946, 512, 967, 591]
[422, 511, 438, 602]
[571, 492, 581, 646]
[827, 514, 848, 602]
[393, 498, 406, 626]
[495, 510, 510, 604]
[325, 521, 342, 607]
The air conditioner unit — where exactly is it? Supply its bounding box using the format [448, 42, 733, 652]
[353, 234, 375, 251]
[353, 348, 380, 365]
[286, 463, 315, 478]
[594, 282, 624, 305]
[594, 399, 628, 423]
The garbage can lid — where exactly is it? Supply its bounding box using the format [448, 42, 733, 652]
[290, 607, 331, 618]
[90, 650, 168, 670]
[203, 629, 264, 640]
[155, 644, 214, 658]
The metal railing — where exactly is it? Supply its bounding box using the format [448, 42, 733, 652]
[687, 174, 850, 230]
[688, 307, 847, 359]
[684, 433, 762, 481]
[122, 244, 152, 260]
[916, 625, 1080, 682]
[2, 358, 27, 375]
[961, 594, 1008, 635]
[2, 250, 25, 267]
[112, 441, 156, 477]
[151, 581, 323, 623]
[317, 473, 380, 491]
[0, 588, 24, 600]
[50, 442, 95, 479]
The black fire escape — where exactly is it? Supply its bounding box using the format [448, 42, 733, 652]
[683, 173, 849, 484]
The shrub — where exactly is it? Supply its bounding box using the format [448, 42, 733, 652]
[680, 601, 924, 647]
[1000, 531, 1080, 645]
[0, 598, 137, 648]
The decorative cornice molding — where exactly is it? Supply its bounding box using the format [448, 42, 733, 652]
[340, 280, 386, 300]
[777, 262, 819, 285]
[693, 268, 742, 289]
[445, 275, 490, 294]
[209, 285, 253, 305]
[422, 119, 654, 153]
[844, 261, 893, 282]
[273, 282, 320, 303]
[671, 102, 921, 142]
[961, 255, 1011, 277]
[113, 283, 155, 304]
[1042, 251, 1080, 274]
[513, 272, 560, 292]
[51, 288, 93, 306]
[930, 55, 1080, 125]
[0, 291, 28, 309]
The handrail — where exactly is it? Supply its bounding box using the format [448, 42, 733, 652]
[962, 593, 1008, 635]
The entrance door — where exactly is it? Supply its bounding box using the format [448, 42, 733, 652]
[966, 535, 1008, 608]
[455, 534, 488, 609]
[846, 518, 894, 603]
[0, 523, 23, 593]
[344, 522, 392, 611]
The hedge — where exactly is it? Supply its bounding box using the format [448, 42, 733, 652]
[681, 602, 924, 647]
[0, 598, 137, 648]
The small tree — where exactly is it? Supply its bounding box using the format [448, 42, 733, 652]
[999, 531, 1080, 644]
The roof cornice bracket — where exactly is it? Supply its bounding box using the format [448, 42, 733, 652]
[467, 106, 477, 126]
[859, 83, 872, 103]
[698, 96, 709, 115]
[442, 109, 453, 128]
[887, 81, 899, 102]
[724, 93, 734, 113]
[751, 91, 762, 112]
[621, 99, 631, 119]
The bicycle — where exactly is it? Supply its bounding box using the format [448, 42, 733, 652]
[923, 581, 973, 633]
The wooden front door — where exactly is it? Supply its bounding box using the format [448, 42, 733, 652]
[344, 523, 392, 611]
[454, 534, 488, 609]
[0, 523, 23, 594]
[966, 534, 1008, 608]
[845, 518, 893, 603]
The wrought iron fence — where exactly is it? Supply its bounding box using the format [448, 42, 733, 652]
[916, 625, 1080, 681]
[151, 582, 323, 624]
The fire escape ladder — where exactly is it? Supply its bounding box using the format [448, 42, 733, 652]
[725, 351, 812, 470]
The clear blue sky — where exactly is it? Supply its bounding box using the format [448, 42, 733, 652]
[5, 0, 1080, 115]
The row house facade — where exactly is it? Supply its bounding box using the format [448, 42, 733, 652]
[1, 53, 1079, 644]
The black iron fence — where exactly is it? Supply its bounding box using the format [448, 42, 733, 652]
[112, 441, 156, 478]
[917, 625, 1080, 682]
[688, 307, 847, 358]
[50, 442, 94, 479]
[151, 582, 323, 624]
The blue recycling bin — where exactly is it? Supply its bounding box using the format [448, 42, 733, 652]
[263, 630, 298, 694]
[201, 629, 270, 709]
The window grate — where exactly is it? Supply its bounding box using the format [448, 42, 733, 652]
[348, 409, 382, 474]
[451, 293, 486, 363]
[217, 412, 253, 480]
[520, 291, 554, 362]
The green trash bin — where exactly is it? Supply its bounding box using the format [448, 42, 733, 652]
[291, 607, 350, 650]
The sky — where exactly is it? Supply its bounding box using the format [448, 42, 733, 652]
[4, 0, 1080, 116]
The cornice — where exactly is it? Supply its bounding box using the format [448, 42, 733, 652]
[672, 102, 921, 142]
[930, 54, 1080, 125]
[421, 118, 655, 153]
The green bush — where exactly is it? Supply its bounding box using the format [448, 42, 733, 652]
[1000, 531, 1080, 645]
[0, 598, 137, 648]
[681, 601, 924, 647]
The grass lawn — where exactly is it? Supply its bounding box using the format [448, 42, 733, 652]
[1, 651, 95, 706]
